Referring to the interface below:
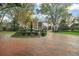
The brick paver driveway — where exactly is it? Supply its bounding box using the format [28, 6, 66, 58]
[0, 32, 79, 56]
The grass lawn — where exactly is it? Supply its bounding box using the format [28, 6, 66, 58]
[57, 31, 79, 35]
[0, 31, 16, 35]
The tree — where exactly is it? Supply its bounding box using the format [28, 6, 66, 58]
[41, 3, 71, 32]
[0, 3, 22, 31]
[0, 3, 34, 31]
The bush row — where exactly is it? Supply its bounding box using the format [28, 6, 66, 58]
[57, 23, 79, 32]
[14, 27, 47, 37]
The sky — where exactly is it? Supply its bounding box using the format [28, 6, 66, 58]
[67, 4, 79, 16]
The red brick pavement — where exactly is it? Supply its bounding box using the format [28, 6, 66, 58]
[0, 32, 79, 56]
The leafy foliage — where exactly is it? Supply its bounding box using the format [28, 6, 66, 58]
[58, 20, 69, 32]
[41, 3, 71, 32]
[70, 23, 79, 31]
[40, 28, 47, 36]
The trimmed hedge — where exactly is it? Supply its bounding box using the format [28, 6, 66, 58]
[14, 27, 39, 36]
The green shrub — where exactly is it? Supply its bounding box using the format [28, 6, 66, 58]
[26, 29, 31, 35]
[70, 23, 79, 31]
[58, 24, 69, 32]
[26, 28, 39, 36]
[14, 27, 39, 36]
[2, 27, 6, 31]
[58, 20, 69, 32]
[32, 29, 39, 35]
[0, 27, 3, 31]
[11, 24, 19, 31]
[40, 28, 47, 36]
[14, 27, 26, 36]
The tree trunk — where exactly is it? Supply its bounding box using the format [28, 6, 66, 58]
[30, 21, 33, 33]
